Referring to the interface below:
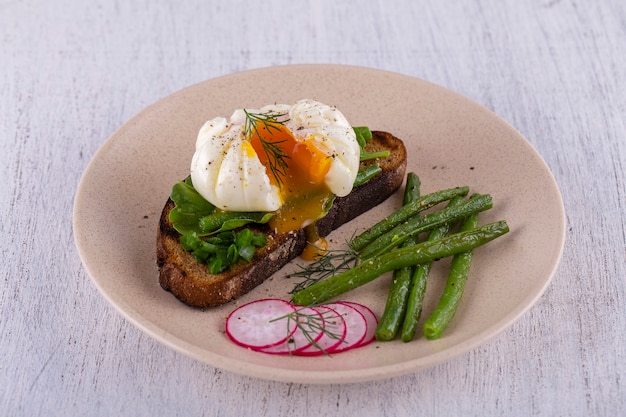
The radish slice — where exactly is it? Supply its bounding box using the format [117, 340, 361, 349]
[324, 302, 367, 353]
[296, 306, 347, 356]
[337, 301, 378, 347]
[225, 299, 297, 350]
[258, 307, 324, 354]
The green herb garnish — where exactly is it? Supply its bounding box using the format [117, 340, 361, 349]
[180, 230, 267, 274]
[168, 177, 270, 274]
[270, 307, 344, 354]
[243, 109, 291, 187]
[354, 126, 391, 162]
[169, 177, 273, 237]
[199, 211, 274, 234]
[287, 246, 359, 294]
[353, 164, 382, 187]
[168, 177, 216, 235]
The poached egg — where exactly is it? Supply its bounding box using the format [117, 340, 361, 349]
[190, 99, 360, 236]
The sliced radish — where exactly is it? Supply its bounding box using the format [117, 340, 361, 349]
[258, 307, 324, 354]
[296, 305, 347, 356]
[323, 302, 367, 353]
[337, 301, 378, 347]
[225, 298, 297, 350]
[225, 298, 378, 356]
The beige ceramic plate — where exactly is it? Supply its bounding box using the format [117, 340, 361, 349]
[73, 65, 565, 384]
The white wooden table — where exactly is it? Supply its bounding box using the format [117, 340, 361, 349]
[2, 0, 624, 415]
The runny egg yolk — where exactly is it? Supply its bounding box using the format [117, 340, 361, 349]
[249, 123, 332, 259]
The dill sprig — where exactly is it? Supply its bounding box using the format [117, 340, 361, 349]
[287, 246, 360, 294]
[271, 307, 344, 354]
[243, 109, 291, 187]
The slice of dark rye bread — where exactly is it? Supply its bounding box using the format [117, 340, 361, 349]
[157, 130, 408, 308]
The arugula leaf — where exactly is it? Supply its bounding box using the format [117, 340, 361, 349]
[169, 177, 216, 235]
[199, 211, 274, 235]
[354, 164, 382, 187]
[353, 126, 390, 162]
[353, 126, 373, 148]
[168, 176, 270, 273]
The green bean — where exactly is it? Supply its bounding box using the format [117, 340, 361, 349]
[422, 209, 480, 340]
[401, 173, 421, 206]
[291, 221, 509, 306]
[400, 195, 468, 342]
[349, 186, 470, 251]
[375, 263, 413, 341]
[375, 173, 421, 341]
[399, 259, 432, 342]
[358, 194, 493, 260]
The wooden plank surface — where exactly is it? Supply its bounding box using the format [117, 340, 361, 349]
[1, 0, 624, 415]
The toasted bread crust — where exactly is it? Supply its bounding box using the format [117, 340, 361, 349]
[157, 131, 407, 308]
